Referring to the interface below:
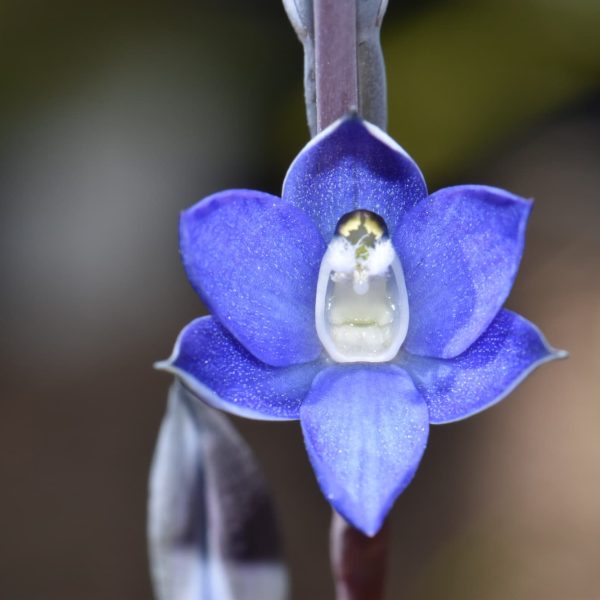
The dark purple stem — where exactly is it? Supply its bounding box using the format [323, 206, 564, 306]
[314, 0, 359, 131]
[315, 2, 389, 597]
[330, 511, 390, 600]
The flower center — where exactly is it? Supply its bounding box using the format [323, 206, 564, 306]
[315, 210, 409, 363]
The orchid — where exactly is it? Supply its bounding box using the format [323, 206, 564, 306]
[157, 116, 563, 536]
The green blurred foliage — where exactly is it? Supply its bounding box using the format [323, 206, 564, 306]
[0, 2, 291, 142]
[385, 0, 600, 182]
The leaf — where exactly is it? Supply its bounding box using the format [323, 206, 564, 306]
[148, 381, 288, 600]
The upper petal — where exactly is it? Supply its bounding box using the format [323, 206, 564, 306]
[282, 117, 427, 241]
[157, 316, 325, 421]
[180, 190, 326, 366]
[300, 365, 429, 536]
[402, 309, 566, 424]
[394, 184, 532, 358]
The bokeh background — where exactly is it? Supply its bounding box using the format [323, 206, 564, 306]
[1, 0, 599, 598]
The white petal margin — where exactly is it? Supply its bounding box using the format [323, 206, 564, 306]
[156, 317, 325, 421]
[148, 382, 289, 600]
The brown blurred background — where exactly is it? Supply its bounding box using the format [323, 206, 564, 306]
[1, 1, 599, 598]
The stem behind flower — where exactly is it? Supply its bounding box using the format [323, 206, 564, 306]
[330, 511, 390, 600]
[282, 0, 388, 134]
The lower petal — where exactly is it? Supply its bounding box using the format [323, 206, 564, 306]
[300, 365, 429, 536]
[403, 309, 566, 424]
[157, 317, 324, 421]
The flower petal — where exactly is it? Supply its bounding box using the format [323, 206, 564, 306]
[394, 185, 532, 358]
[403, 309, 566, 424]
[157, 317, 325, 421]
[180, 190, 326, 366]
[300, 365, 429, 536]
[283, 117, 427, 241]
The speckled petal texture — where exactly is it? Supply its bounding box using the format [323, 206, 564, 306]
[158, 316, 325, 420]
[403, 310, 563, 424]
[300, 365, 429, 536]
[180, 190, 326, 367]
[394, 185, 532, 359]
[283, 117, 427, 241]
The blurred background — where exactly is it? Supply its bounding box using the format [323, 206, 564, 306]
[1, 0, 599, 598]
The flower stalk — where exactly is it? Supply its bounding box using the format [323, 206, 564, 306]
[314, 0, 359, 131]
[330, 511, 390, 600]
[282, 0, 388, 134]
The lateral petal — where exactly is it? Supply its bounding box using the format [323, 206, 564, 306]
[180, 190, 326, 366]
[403, 309, 565, 424]
[157, 316, 325, 421]
[395, 184, 532, 358]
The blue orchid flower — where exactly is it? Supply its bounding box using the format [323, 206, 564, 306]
[157, 116, 564, 536]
